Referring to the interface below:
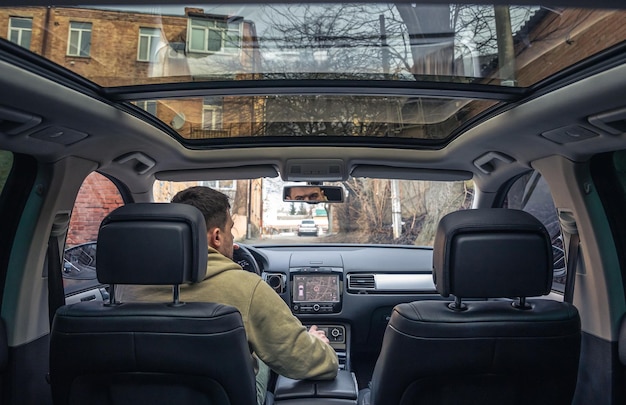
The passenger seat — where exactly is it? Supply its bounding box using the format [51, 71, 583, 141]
[362, 208, 581, 405]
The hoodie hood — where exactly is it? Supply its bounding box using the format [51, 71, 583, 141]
[205, 246, 243, 279]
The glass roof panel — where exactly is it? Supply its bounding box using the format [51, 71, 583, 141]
[1, 4, 624, 88]
[133, 95, 497, 140]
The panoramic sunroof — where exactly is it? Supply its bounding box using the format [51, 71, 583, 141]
[1, 4, 624, 88]
[132, 95, 497, 141]
[1, 3, 625, 142]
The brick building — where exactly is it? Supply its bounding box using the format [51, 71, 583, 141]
[65, 172, 123, 246]
[0, 6, 263, 138]
[0, 6, 265, 245]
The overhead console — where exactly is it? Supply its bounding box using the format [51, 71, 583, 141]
[289, 252, 343, 314]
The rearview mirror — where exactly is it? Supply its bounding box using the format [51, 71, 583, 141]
[283, 185, 344, 203]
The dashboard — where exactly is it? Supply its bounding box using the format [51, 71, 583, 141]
[245, 244, 442, 374]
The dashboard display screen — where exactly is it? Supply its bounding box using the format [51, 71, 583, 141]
[292, 274, 340, 303]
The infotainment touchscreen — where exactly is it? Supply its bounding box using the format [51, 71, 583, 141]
[292, 274, 340, 303]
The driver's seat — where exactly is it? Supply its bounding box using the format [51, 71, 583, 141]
[49, 203, 257, 404]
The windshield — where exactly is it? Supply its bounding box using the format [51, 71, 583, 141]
[154, 178, 473, 246]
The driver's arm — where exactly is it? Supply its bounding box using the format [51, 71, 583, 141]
[246, 280, 339, 380]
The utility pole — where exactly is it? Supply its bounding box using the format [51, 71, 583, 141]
[495, 6, 516, 86]
[380, 14, 402, 239]
[391, 180, 402, 239]
[246, 179, 252, 239]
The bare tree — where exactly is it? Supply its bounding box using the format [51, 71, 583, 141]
[250, 5, 533, 244]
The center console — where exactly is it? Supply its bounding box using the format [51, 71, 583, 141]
[264, 253, 352, 379]
[290, 268, 343, 314]
[262, 254, 358, 404]
[273, 369, 358, 405]
[304, 323, 349, 370]
[289, 264, 349, 371]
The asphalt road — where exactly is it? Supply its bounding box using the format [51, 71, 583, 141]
[243, 232, 327, 245]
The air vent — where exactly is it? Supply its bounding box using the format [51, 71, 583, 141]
[348, 274, 376, 290]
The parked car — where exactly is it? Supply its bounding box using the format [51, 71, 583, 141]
[0, 0, 626, 404]
[298, 220, 319, 237]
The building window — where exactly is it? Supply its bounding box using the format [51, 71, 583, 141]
[188, 17, 241, 54]
[202, 97, 223, 130]
[8, 17, 32, 49]
[67, 22, 92, 57]
[200, 180, 235, 190]
[137, 27, 161, 62]
[135, 100, 157, 116]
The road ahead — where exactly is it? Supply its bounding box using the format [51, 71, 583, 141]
[242, 232, 328, 245]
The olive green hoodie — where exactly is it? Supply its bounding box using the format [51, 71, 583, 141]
[120, 247, 338, 380]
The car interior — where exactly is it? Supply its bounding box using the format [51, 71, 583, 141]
[1, 0, 626, 404]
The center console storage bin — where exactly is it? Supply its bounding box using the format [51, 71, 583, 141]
[273, 369, 358, 404]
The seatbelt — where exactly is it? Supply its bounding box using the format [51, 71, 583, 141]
[47, 235, 65, 328]
[47, 213, 70, 328]
[563, 232, 580, 304]
[560, 211, 579, 304]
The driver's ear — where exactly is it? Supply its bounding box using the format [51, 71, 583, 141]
[208, 227, 221, 249]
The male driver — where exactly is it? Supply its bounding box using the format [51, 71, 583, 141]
[285, 186, 327, 202]
[123, 186, 338, 405]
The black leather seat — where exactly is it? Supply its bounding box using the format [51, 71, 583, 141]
[364, 208, 581, 405]
[50, 203, 257, 405]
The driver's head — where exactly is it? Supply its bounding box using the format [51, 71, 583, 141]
[172, 186, 234, 259]
[287, 186, 326, 202]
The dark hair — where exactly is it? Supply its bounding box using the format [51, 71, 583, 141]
[171, 186, 230, 230]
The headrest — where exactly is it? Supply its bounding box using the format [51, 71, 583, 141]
[96, 203, 207, 285]
[433, 209, 553, 298]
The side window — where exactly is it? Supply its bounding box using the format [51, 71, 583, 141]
[591, 150, 626, 295]
[0, 150, 36, 304]
[504, 171, 565, 292]
[0, 150, 13, 195]
[64, 172, 123, 299]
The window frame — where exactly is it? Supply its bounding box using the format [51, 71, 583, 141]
[202, 97, 223, 130]
[67, 21, 92, 57]
[8, 16, 32, 49]
[137, 27, 161, 62]
[187, 17, 242, 55]
[136, 100, 157, 116]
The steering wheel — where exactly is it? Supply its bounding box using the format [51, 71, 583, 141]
[233, 243, 261, 276]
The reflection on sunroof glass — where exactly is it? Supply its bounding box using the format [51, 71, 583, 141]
[1, 4, 624, 88]
[1, 3, 625, 142]
[132, 95, 497, 140]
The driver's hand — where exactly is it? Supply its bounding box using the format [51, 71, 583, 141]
[233, 243, 240, 250]
[308, 325, 330, 344]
